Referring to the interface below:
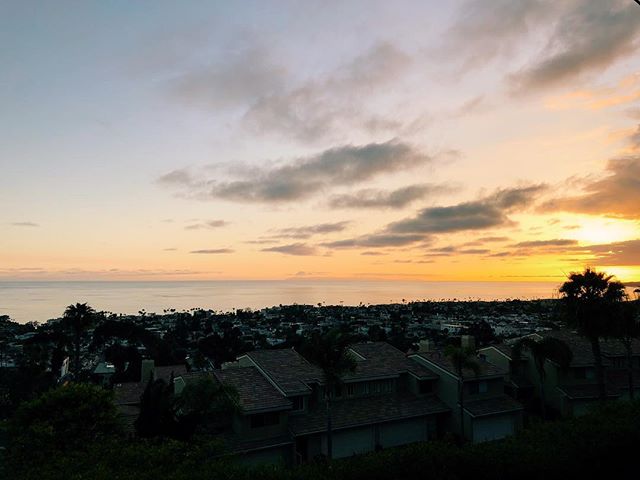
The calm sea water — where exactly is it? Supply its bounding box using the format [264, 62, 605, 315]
[0, 280, 563, 324]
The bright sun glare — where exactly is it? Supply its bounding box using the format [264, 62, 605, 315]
[573, 218, 639, 245]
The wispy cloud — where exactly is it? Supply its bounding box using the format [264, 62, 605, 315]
[271, 221, 351, 239]
[11, 221, 39, 227]
[261, 243, 317, 256]
[510, 1, 640, 92]
[541, 156, 640, 218]
[185, 220, 229, 230]
[158, 139, 431, 203]
[190, 248, 234, 254]
[328, 183, 451, 209]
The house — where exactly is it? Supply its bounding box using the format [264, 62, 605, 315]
[176, 342, 450, 465]
[478, 344, 535, 404]
[511, 330, 640, 416]
[409, 350, 523, 443]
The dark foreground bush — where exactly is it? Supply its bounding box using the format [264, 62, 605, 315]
[4, 400, 640, 480]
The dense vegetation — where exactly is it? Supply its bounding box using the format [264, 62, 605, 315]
[3, 384, 640, 480]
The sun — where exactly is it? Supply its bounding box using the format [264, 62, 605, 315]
[573, 218, 639, 245]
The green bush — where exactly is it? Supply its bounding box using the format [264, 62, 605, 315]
[5, 397, 640, 480]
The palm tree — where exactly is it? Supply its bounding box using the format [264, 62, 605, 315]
[63, 303, 96, 378]
[303, 329, 356, 460]
[445, 345, 480, 441]
[559, 268, 627, 401]
[512, 337, 572, 419]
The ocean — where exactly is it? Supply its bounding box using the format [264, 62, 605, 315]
[0, 280, 563, 324]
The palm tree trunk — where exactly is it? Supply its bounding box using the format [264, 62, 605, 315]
[539, 381, 546, 419]
[74, 330, 81, 377]
[458, 376, 465, 441]
[326, 395, 333, 460]
[625, 340, 634, 400]
[590, 338, 606, 402]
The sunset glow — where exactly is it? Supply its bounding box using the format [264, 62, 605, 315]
[1, 1, 639, 284]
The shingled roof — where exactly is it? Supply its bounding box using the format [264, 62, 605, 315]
[289, 392, 449, 436]
[213, 366, 292, 413]
[413, 351, 506, 379]
[243, 348, 323, 396]
[463, 395, 523, 418]
[347, 342, 438, 381]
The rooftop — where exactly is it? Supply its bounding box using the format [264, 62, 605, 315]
[289, 392, 449, 436]
[213, 366, 292, 413]
[463, 395, 523, 418]
[413, 351, 506, 379]
[244, 348, 323, 396]
[347, 342, 438, 381]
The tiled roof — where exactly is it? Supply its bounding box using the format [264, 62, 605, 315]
[347, 342, 437, 381]
[289, 393, 449, 436]
[542, 330, 596, 366]
[244, 348, 323, 396]
[557, 383, 620, 399]
[213, 367, 291, 413]
[221, 433, 293, 454]
[491, 344, 514, 359]
[414, 351, 505, 379]
[600, 338, 640, 357]
[154, 364, 187, 383]
[463, 395, 523, 418]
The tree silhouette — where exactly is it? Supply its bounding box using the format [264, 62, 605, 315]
[302, 329, 356, 460]
[513, 337, 572, 418]
[444, 345, 480, 442]
[559, 268, 627, 401]
[63, 303, 96, 378]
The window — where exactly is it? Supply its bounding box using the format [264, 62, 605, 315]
[574, 367, 586, 380]
[334, 385, 342, 398]
[478, 381, 488, 393]
[373, 382, 381, 393]
[250, 412, 279, 429]
[468, 381, 487, 395]
[347, 383, 355, 396]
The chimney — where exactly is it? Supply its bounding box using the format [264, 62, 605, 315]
[141, 359, 155, 382]
[461, 335, 476, 351]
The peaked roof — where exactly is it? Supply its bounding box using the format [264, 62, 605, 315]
[289, 392, 449, 436]
[413, 351, 505, 379]
[244, 348, 323, 396]
[347, 342, 437, 381]
[214, 366, 292, 413]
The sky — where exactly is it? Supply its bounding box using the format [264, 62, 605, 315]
[1, 0, 640, 283]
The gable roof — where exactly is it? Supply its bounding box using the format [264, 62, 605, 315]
[213, 366, 292, 413]
[347, 342, 437, 381]
[243, 348, 323, 396]
[412, 351, 505, 380]
[289, 392, 449, 436]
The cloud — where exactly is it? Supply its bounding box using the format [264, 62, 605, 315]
[442, 0, 553, 70]
[323, 233, 427, 249]
[328, 183, 451, 209]
[512, 239, 579, 248]
[272, 221, 350, 239]
[261, 243, 317, 256]
[158, 139, 431, 203]
[11, 222, 39, 227]
[423, 245, 491, 257]
[387, 185, 546, 234]
[185, 220, 229, 230]
[477, 236, 510, 242]
[541, 156, 640, 218]
[190, 248, 234, 254]
[511, 1, 640, 92]
[581, 239, 640, 266]
[170, 46, 287, 110]
[242, 42, 411, 142]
